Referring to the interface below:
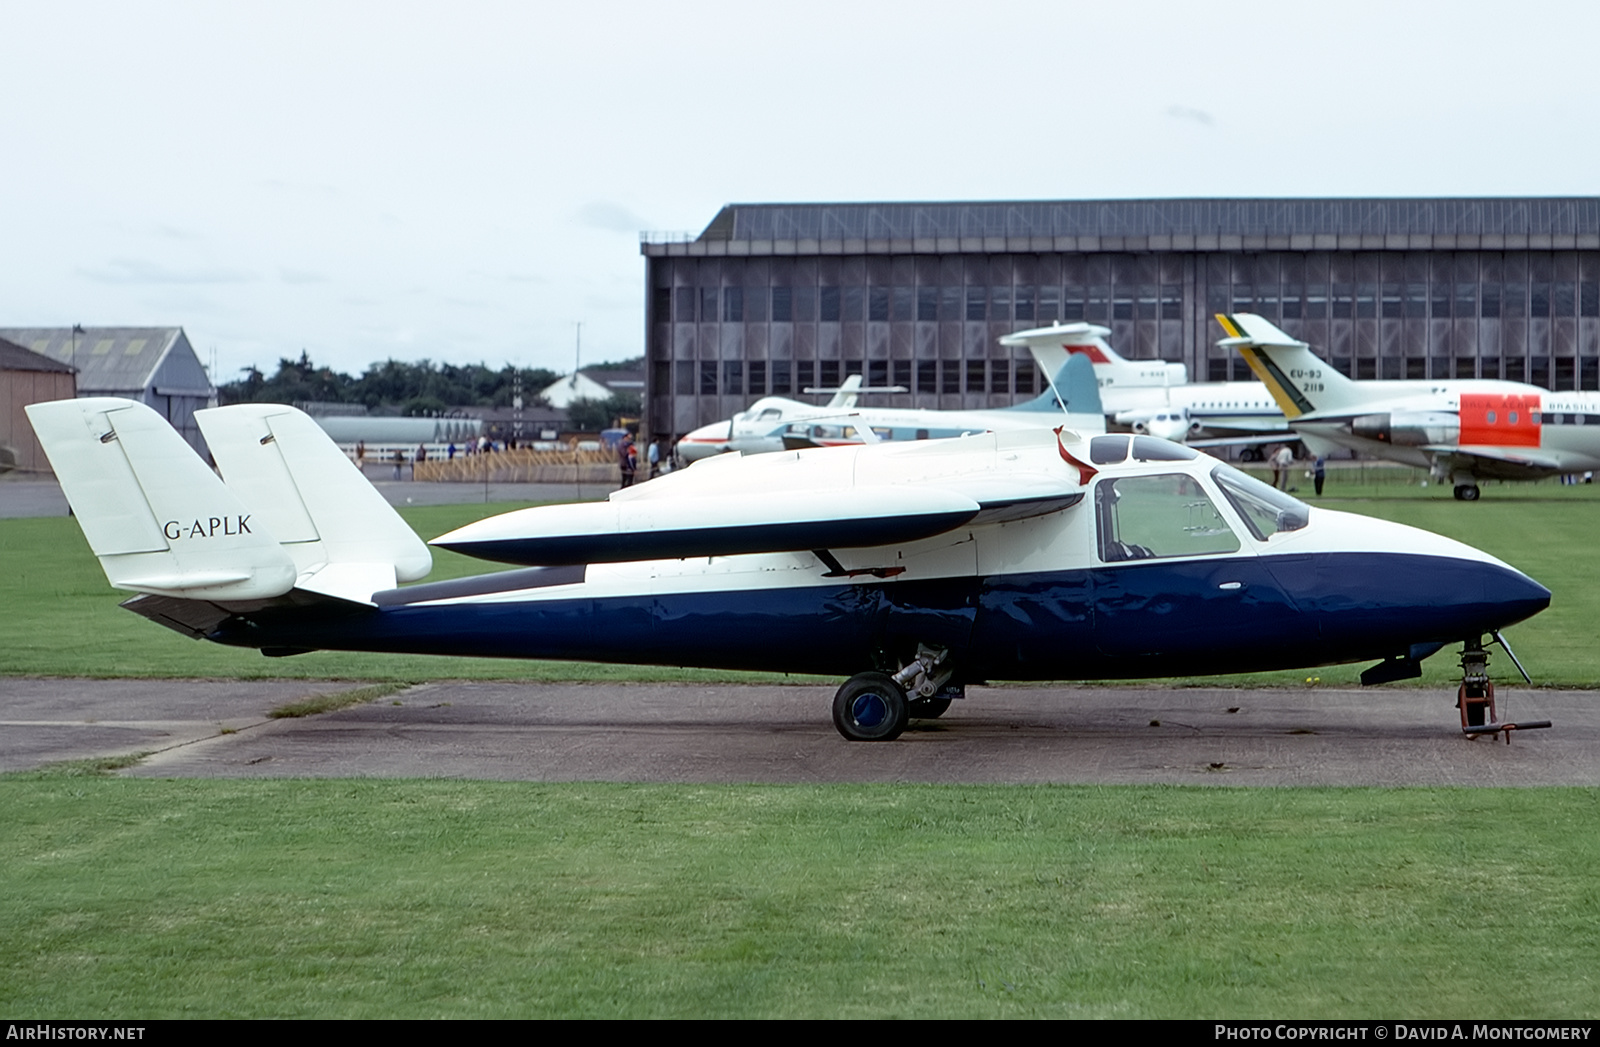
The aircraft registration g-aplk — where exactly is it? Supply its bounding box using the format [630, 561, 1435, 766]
[28, 395, 1551, 741]
[674, 352, 1105, 462]
[1216, 312, 1600, 501]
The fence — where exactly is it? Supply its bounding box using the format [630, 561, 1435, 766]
[413, 447, 618, 484]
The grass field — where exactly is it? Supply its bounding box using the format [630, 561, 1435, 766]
[1, 484, 1596, 685]
[3, 780, 1596, 1019]
[3, 483, 1598, 1019]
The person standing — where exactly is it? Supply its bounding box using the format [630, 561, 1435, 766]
[619, 432, 637, 489]
[1313, 455, 1326, 497]
[1272, 444, 1293, 491]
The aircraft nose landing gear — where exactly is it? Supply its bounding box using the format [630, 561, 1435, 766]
[833, 644, 959, 741]
[1457, 634, 1550, 742]
[833, 672, 909, 741]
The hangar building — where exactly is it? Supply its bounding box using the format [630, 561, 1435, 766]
[640, 198, 1600, 444]
[0, 327, 215, 455]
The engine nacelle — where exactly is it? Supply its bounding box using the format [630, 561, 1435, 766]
[1348, 411, 1458, 447]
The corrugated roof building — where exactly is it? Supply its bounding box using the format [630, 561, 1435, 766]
[0, 327, 215, 455]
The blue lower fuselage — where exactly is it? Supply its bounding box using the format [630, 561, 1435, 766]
[207, 551, 1549, 681]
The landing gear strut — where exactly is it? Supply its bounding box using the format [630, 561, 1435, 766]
[1456, 635, 1549, 742]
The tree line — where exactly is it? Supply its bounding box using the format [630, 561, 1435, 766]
[219, 353, 639, 422]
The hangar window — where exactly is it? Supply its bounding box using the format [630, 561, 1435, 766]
[893, 287, 915, 322]
[1095, 474, 1240, 563]
[820, 287, 841, 322]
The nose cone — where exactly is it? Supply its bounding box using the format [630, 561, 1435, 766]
[1470, 561, 1551, 631]
[1265, 510, 1551, 658]
[676, 420, 732, 462]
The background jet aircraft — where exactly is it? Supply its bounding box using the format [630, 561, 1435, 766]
[28, 396, 1548, 741]
[1001, 322, 1289, 451]
[1217, 312, 1600, 501]
[675, 352, 1105, 462]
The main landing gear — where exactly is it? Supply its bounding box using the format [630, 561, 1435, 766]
[1453, 483, 1481, 501]
[833, 643, 961, 741]
[1456, 634, 1550, 742]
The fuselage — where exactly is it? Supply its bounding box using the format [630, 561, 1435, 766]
[209, 433, 1549, 682]
[1102, 381, 1288, 441]
[1294, 388, 1600, 478]
[677, 396, 1099, 460]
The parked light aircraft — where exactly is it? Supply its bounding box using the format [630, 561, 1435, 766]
[677, 374, 867, 459]
[1217, 313, 1599, 501]
[1000, 322, 1290, 450]
[28, 395, 1550, 740]
[675, 354, 1105, 462]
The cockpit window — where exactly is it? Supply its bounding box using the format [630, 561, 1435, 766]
[1210, 463, 1310, 540]
[1095, 474, 1241, 562]
[1090, 435, 1130, 463]
[1130, 436, 1199, 461]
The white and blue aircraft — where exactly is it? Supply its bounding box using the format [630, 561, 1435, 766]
[675, 353, 1105, 462]
[27, 395, 1549, 741]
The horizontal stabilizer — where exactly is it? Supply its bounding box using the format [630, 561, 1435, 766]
[432, 486, 983, 566]
[25, 398, 297, 600]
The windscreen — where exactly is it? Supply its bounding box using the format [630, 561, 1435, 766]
[1211, 463, 1310, 541]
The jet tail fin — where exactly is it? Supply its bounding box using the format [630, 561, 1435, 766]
[195, 404, 432, 602]
[24, 398, 298, 600]
[1001, 322, 1188, 391]
[1215, 313, 1361, 417]
[825, 374, 864, 409]
[1009, 352, 1106, 418]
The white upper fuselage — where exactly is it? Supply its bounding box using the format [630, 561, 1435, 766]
[435, 428, 1521, 600]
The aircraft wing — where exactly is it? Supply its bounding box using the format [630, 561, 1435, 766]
[1422, 445, 1565, 480]
[432, 487, 976, 565]
[1187, 432, 1293, 449]
[432, 463, 1084, 567]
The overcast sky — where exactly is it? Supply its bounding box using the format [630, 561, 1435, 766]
[5, 0, 1598, 383]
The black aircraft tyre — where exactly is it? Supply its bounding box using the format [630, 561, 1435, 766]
[833, 672, 910, 741]
[1454, 484, 1481, 502]
[907, 696, 953, 719]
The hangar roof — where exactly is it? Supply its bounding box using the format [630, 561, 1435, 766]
[0, 336, 75, 374]
[642, 198, 1600, 256]
[0, 327, 211, 397]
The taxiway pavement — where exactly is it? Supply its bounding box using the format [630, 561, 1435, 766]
[3, 678, 1594, 786]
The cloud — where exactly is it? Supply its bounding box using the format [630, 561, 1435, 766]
[1165, 104, 1215, 126]
[279, 267, 328, 285]
[579, 200, 651, 234]
[77, 258, 257, 285]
